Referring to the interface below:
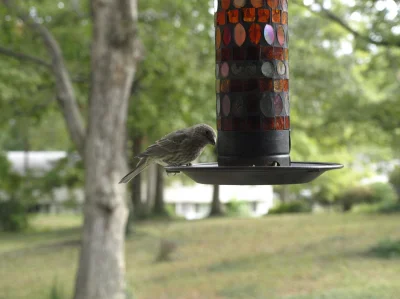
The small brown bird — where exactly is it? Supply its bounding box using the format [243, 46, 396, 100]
[119, 124, 216, 183]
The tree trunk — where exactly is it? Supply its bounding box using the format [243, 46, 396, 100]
[73, 1, 140, 299]
[209, 184, 224, 216]
[153, 164, 167, 216]
[131, 135, 146, 219]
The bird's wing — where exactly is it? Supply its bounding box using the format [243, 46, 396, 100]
[137, 129, 188, 158]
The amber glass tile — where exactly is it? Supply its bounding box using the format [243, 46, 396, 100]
[223, 27, 232, 45]
[234, 0, 246, 8]
[267, 0, 278, 9]
[247, 46, 260, 60]
[281, 11, 288, 24]
[221, 0, 231, 10]
[283, 79, 289, 91]
[230, 80, 243, 92]
[259, 79, 274, 91]
[274, 47, 284, 60]
[216, 79, 221, 93]
[216, 50, 221, 62]
[284, 116, 290, 129]
[284, 48, 289, 60]
[234, 23, 246, 46]
[216, 11, 226, 25]
[217, 117, 222, 130]
[243, 79, 258, 92]
[228, 9, 239, 23]
[272, 9, 281, 23]
[221, 48, 231, 60]
[216, 28, 221, 49]
[276, 116, 284, 130]
[258, 9, 270, 22]
[273, 80, 283, 92]
[242, 8, 256, 22]
[251, 0, 263, 8]
[247, 116, 261, 131]
[249, 23, 262, 45]
[262, 117, 275, 130]
[221, 80, 230, 92]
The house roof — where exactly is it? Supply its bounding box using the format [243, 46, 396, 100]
[6, 151, 67, 175]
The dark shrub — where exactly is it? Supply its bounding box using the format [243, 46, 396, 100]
[268, 200, 312, 214]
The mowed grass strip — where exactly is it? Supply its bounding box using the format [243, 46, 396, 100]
[1, 214, 399, 299]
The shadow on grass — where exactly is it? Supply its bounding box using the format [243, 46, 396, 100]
[366, 239, 400, 259]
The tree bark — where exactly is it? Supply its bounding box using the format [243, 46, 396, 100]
[209, 184, 224, 217]
[153, 164, 167, 216]
[73, 1, 140, 299]
[130, 135, 146, 219]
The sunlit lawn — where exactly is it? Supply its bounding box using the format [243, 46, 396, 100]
[1, 213, 400, 299]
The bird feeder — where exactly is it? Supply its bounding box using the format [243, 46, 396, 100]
[166, 0, 343, 185]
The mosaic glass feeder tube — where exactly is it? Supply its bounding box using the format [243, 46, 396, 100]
[215, 0, 290, 166]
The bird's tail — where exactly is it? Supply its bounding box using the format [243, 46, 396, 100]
[119, 158, 150, 184]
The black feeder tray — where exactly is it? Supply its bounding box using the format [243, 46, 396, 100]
[166, 162, 343, 185]
[166, 1, 343, 185]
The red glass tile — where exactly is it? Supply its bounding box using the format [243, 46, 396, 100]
[222, 94, 231, 116]
[258, 9, 270, 22]
[262, 117, 275, 130]
[243, 79, 258, 92]
[221, 48, 231, 60]
[220, 80, 230, 92]
[259, 79, 274, 91]
[272, 9, 281, 23]
[228, 9, 239, 23]
[222, 118, 233, 131]
[273, 47, 284, 60]
[234, 23, 246, 46]
[282, 79, 289, 91]
[231, 98, 245, 117]
[221, 0, 231, 10]
[247, 46, 260, 60]
[217, 117, 222, 130]
[242, 8, 256, 22]
[249, 23, 262, 45]
[232, 117, 246, 130]
[267, 0, 278, 9]
[247, 116, 261, 131]
[251, 0, 263, 8]
[216, 49, 221, 61]
[216, 11, 226, 25]
[260, 46, 273, 60]
[232, 47, 246, 60]
[230, 80, 243, 92]
[273, 80, 283, 92]
[281, 11, 288, 24]
[246, 95, 259, 113]
[223, 27, 232, 45]
[284, 116, 290, 129]
[276, 116, 284, 130]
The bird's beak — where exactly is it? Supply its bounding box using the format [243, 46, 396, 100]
[210, 136, 216, 146]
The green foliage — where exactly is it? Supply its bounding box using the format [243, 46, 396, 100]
[268, 200, 312, 214]
[389, 167, 400, 201]
[336, 183, 396, 212]
[225, 199, 250, 217]
[368, 239, 400, 259]
[0, 200, 29, 232]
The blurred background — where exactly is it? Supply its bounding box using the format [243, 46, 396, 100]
[0, 0, 400, 298]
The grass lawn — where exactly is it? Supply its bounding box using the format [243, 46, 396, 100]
[1, 213, 399, 299]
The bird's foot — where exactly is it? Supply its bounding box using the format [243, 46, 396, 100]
[185, 163, 192, 166]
